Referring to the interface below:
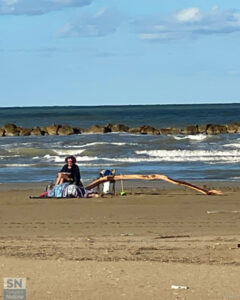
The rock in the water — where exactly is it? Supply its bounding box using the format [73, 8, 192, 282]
[45, 124, 61, 135]
[171, 128, 182, 135]
[0, 128, 5, 136]
[206, 124, 228, 135]
[2, 121, 240, 137]
[159, 128, 172, 135]
[140, 125, 160, 135]
[58, 125, 74, 135]
[72, 127, 82, 134]
[183, 125, 199, 135]
[2, 123, 19, 136]
[128, 127, 141, 134]
[31, 126, 44, 136]
[3, 123, 17, 131]
[227, 122, 240, 133]
[159, 128, 181, 135]
[198, 124, 207, 134]
[106, 123, 129, 132]
[40, 127, 48, 135]
[85, 125, 111, 134]
[19, 128, 32, 136]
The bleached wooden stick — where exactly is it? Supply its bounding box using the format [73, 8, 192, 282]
[86, 174, 223, 196]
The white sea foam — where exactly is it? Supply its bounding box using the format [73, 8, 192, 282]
[174, 134, 207, 141]
[4, 164, 36, 167]
[64, 142, 137, 148]
[53, 149, 86, 155]
[135, 149, 240, 162]
[76, 155, 101, 161]
[43, 155, 65, 162]
[110, 142, 137, 146]
[119, 133, 142, 137]
[223, 143, 240, 148]
[42, 148, 240, 164]
[43, 154, 100, 162]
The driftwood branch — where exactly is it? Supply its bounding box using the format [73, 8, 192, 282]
[86, 174, 223, 195]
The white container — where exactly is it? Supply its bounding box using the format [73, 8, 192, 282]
[103, 181, 111, 194]
[171, 285, 189, 290]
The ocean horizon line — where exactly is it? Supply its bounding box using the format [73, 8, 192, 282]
[1, 102, 240, 109]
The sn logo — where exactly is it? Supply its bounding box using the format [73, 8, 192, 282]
[4, 278, 26, 290]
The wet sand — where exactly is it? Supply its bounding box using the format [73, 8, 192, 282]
[0, 182, 240, 299]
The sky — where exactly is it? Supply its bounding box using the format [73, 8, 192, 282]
[0, 0, 240, 107]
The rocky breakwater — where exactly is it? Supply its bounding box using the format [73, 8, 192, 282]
[0, 122, 240, 137]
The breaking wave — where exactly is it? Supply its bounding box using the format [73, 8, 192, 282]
[64, 142, 137, 148]
[3, 164, 37, 167]
[43, 155, 100, 162]
[135, 149, 240, 162]
[223, 143, 240, 148]
[174, 134, 207, 141]
[52, 149, 86, 155]
[0, 128, 240, 182]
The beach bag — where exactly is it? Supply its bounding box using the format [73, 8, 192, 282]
[99, 169, 113, 177]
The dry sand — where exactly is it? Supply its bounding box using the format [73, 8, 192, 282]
[0, 181, 240, 299]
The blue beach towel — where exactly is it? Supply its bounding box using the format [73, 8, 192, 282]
[48, 183, 69, 198]
[48, 183, 86, 198]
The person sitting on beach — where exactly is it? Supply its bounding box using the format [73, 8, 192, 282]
[55, 155, 83, 187]
[30, 155, 100, 198]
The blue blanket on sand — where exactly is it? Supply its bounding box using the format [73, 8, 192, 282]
[48, 183, 86, 198]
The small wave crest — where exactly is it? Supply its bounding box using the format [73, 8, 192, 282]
[40, 148, 240, 164]
[174, 134, 207, 141]
[135, 149, 240, 162]
[43, 154, 100, 162]
[53, 149, 86, 155]
[64, 142, 137, 148]
[3, 163, 37, 167]
[224, 143, 240, 148]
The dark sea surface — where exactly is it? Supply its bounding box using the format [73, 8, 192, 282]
[0, 104, 240, 183]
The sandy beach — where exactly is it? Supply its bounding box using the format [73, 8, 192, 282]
[0, 181, 240, 299]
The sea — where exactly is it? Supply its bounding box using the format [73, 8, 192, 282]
[0, 104, 240, 184]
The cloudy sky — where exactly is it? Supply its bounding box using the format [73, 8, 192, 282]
[0, 0, 240, 106]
